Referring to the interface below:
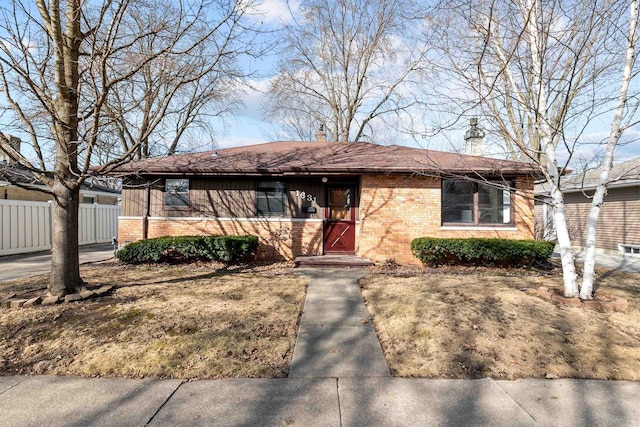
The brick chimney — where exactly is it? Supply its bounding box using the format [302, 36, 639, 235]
[315, 124, 327, 142]
[464, 118, 484, 156]
[0, 134, 21, 164]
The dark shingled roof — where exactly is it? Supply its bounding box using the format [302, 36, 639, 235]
[111, 141, 537, 177]
[535, 157, 640, 194]
[0, 163, 120, 194]
[562, 157, 640, 190]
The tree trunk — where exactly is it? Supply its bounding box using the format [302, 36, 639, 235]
[580, 196, 601, 300]
[50, 179, 82, 296]
[550, 186, 579, 297]
[581, 0, 638, 299]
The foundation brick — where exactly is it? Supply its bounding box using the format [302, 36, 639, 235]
[119, 217, 323, 261]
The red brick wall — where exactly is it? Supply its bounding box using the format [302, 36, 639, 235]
[357, 174, 535, 264]
[118, 217, 323, 260]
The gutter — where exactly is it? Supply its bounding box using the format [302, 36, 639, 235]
[535, 179, 640, 195]
[143, 184, 151, 240]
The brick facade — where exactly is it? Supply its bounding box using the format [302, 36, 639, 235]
[118, 174, 535, 264]
[118, 217, 324, 260]
[357, 174, 535, 264]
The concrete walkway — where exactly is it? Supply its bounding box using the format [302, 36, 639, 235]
[0, 243, 115, 283]
[289, 268, 389, 378]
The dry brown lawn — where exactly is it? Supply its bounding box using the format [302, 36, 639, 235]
[361, 267, 640, 380]
[0, 262, 306, 379]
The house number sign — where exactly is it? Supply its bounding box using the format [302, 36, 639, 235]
[295, 190, 317, 203]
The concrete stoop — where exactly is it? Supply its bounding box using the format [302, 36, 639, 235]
[294, 255, 374, 268]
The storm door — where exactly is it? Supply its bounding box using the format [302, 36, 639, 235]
[323, 186, 356, 253]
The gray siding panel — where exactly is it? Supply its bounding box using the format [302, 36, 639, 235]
[564, 186, 640, 251]
[121, 179, 148, 217]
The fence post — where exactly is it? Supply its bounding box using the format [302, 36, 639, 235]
[94, 202, 98, 245]
[48, 200, 53, 248]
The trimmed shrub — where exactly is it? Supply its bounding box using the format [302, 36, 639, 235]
[116, 235, 259, 264]
[204, 235, 260, 263]
[410, 237, 554, 267]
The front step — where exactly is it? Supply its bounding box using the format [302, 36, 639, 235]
[294, 255, 374, 268]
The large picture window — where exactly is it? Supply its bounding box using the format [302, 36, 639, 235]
[256, 180, 286, 216]
[164, 178, 189, 208]
[442, 179, 512, 225]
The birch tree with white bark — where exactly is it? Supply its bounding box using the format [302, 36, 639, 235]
[0, 0, 258, 296]
[434, 0, 639, 298]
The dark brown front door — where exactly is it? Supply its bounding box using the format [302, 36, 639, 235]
[324, 186, 356, 254]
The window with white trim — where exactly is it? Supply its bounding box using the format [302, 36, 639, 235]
[442, 179, 513, 225]
[620, 244, 640, 256]
[164, 178, 189, 208]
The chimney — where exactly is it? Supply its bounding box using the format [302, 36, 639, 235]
[464, 118, 484, 156]
[315, 124, 327, 142]
[0, 134, 21, 164]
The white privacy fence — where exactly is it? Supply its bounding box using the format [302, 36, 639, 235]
[0, 200, 120, 256]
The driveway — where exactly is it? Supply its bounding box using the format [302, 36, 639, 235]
[554, 250, 640, 274]
[0, 243, 115, 283]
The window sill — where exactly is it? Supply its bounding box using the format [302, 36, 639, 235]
[440, 225, 517, 231]
[163, 206, 191, 211]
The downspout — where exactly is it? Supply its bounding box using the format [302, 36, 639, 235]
[143, 182, 151, 240]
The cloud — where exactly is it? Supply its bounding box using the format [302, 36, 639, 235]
[215, 134, 266, 149]
[234, 77, 273, 121]
[252, 0, 299, 25]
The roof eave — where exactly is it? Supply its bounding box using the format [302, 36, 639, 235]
[115, 167, 537, 177]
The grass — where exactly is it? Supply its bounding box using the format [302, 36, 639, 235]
[360, 266, 640, 380]
[0, 262, 307, 379]
[3, 260, 639, 381]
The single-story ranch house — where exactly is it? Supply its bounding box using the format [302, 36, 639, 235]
[114, 137, 537, 264]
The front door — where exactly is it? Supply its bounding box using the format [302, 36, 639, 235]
[324, 186, 356, 254]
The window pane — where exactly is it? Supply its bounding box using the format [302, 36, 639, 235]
[329, 188, 352, 220]
[478, 183, 511, 224]
[165, 179, 189, 207]
[166, 179, 188, 192]
[330, 206, 351, 220]
[165, 192, 188, 207]
[442, 181, 474, 223]
[330, 188, 350, 205]
[256, 181, 285, 216]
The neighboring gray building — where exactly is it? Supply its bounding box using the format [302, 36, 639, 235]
[535, 157, 640, 256]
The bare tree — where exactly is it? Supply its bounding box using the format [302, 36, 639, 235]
[96, 1, 259, 160]
[266, 0, 432, 142]
[434, 0, 639, 298]
[0, 0, 258, 296]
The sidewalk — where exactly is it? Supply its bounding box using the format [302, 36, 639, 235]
[1, 375, 638, 426]
[0, 243, 115, 283]
[0, 268, 639, 426]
